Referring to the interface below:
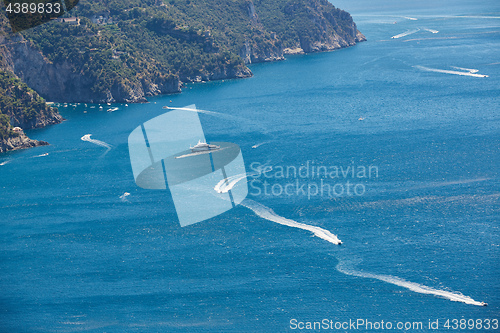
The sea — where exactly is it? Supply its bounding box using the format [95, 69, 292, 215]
[1, 0, 499, 332]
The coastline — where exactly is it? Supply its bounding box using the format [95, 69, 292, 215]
[0, 129, 49, 153]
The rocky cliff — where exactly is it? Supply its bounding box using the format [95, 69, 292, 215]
[256, 0, 366, 56]
[0, 0, 365, 104]
[0, 70, 62, 153]
[0, 33, 181, 103]
[0, 128, 49, 153]
[0, 0, 365, 152]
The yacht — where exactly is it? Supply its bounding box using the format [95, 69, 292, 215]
[190, 140, 220, 152]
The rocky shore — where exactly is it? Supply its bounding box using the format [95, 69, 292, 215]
[0, 0, 366, 152]
[0, 128, 49, 153]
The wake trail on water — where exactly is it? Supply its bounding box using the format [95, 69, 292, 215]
[241, 199, 342, 245]
[214, 173, 250, 193]
[81, 134, 112, 150]
[451, 66, 479, 73]
[166, 106, 271, 135]
[336, 260, 487, 306]
[214, 165, 271, 193]
[392, 28, 420, 39]
[252, 141, 270, 149]
[241, 199, 486, 306]
[163, 106, 220, 116]
[415, 65, 488, 77]
[424, 28, 439, 34]
[119, 192, 131, 202]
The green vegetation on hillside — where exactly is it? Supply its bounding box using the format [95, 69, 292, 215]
[19, 0, 250, 98]
[0, 113, 15, 142]
[0, 0, 363, 149]
[0, 70, 59, 134]
[1, 0, 362, 102]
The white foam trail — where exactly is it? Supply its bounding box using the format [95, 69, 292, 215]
[454, 15, 500, 19]
[0, 160, 10, 166]
[164, 106, 270, 134]
[415, 65, 488, 77]
[451, 66, 479, 73]
[163, 106, 220, 116]
[119, 192, 130, 202]
[252, 141, 270, 149]
[337, 262, 487, 306]
[214, 173, 249, 193]
[241, 199, 342, 245]
[241, 199, 486, 305]
[81, 134, 112, 150]
[403, 16, 418, 21]
[391, 28, 420, 39]
[424, 28, 439, 33]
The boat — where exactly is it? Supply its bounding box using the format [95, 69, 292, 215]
[190, 140, 220, 152]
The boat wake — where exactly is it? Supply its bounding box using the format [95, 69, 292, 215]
[242, 199, 486, 306]
[415, 65, 488, 78]
[214, 173, 249, 193]
[163, 106, 221, 116]
[164, 106, 270, 134]
[119, 192, 130, 202]
[392, 28, 420, 39]
[451, 66, 479, 73]
[424, 28, 439, 34]
[0, 159, 11, 166]
[252, 142, 270, 149]
[337, 260, 487, 306]
[241, 199, 342, 245]
[81, 134, 112, 150]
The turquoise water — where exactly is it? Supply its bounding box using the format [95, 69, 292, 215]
[1, 2, 499, 332]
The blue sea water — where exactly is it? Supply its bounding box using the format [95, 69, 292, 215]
[1, 1, 499, 332]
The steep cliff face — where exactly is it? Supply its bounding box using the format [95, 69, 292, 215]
[238, 0, 285, 63]
[0, 70, 62, 152]
[5, 101, 63, 130]
[239, 38, 284, 64]
[236, 0, 366, 63]
[0, 0, 365, 104]
[0, 0, 365, 153]
[0, 34, 181, 103]
[257, 0, 366, 55]
[0, 70, 62, 128]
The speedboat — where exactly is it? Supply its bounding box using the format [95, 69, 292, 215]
[190, 140, 220, 152]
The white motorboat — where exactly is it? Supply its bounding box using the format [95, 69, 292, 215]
[190, 140, 220, 152]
